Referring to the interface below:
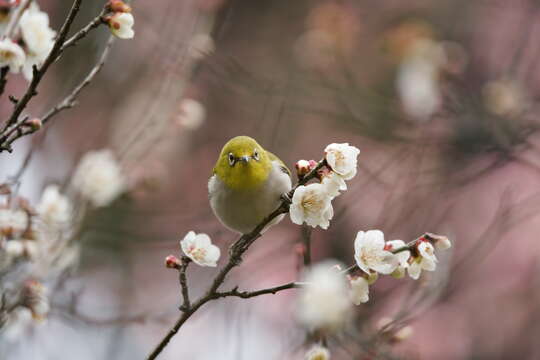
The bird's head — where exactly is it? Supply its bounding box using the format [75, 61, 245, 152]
[213, 136, 272, 191]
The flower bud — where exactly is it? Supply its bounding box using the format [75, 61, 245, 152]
[165, 255, 181, 269]
[393, 325, 413, 342]
[295, 160, 312, 177]
[107, 0, 132, 13]
[426, 233, 451, 250]
[25, 118, 42, 131]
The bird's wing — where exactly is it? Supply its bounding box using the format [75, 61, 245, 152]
[267, 151, 291, 177]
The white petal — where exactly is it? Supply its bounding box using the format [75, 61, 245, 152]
[194, 233, 212, 247]
[289, 204, 305, 225]
[363, 230, 385, 250]
[204, 245, 220, 266]
[408, 261, 421, 279]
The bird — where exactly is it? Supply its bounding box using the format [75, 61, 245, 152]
[208, 136, 292, 234]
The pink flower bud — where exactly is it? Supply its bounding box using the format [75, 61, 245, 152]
[25, 118, 42, 131]
[295, 160, 312, 177]
[107, 0, 132, 13]
[165, 255, 181, 269]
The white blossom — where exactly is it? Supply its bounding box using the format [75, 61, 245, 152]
[397, 39, 446, 121]
[321, 171, 347, 197]
[305, 344, 331, 360]
[385, 239, 411, 278]
[290, 183, 334, 229]
[2, 307, 33, 341]
[72, 149, 126, 207]
[108, 12, 134, 39]
[349, 276, 369, 305]
[5, 240, 24, 258]
[0, 208, 28, 236]
[296, 261, 351, 330]
[408, 241, 437, 280]
[19, 3, 55, 57]
[37, 185, 71, 227]
[428, 233, 452, 250]
[177, 98, 206, 130]
[324, 143, 360, 180]
[0, 39, 26, 73]
[354, 230, 399, 275]
[180, 231, 220, 267]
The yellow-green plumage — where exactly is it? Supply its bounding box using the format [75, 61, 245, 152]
[209, 136, 292, 234]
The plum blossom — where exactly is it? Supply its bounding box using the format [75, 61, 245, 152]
[349, 276, 369, 305]
[408, 240, 437, 280]
[290, 183, 334, 229]
[19, 3, 55, 62]
[108, 12, 134, 39]
[72, 149, 126, 207]
[354, 230, 399, 275]
[321, 171, 347, 197]
[385, 239, 411, 278]
[305, 344, 331, 360]
[37, 185, 71, 227]
[0, 39, 26, 73]
[180, 231, 220, 267]
[296, 261, 351, 330]
[324, 143, 360, 180]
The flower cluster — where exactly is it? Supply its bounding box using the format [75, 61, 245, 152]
[0, 2, 55, 80]
[290, 143, 360, 229]
[0, 0, 135, 82]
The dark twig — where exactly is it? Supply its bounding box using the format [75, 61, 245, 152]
[214, 282, 298, 299]
[0, 67, 8, 97]
[0, 36, 114, 152]
[146, 159, 327, 360]
[0, 0, 112, 153]
[178, 257, 191, 311]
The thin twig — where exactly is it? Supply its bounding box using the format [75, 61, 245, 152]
[178, 257, 191, 311]
[214, 282, 298, 299]
[1, 35, 114, 151]
[146, 159, 327, 360]
[60, 7, 108, 52]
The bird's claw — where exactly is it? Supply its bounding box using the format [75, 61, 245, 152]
[281, 193, 292, 205]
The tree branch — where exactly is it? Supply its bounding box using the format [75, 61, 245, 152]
[214, 282, 298, 299]
[145, 159, 328, 360]
[178, 256, 191, 311]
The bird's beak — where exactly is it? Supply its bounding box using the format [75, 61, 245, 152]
[239, 155, 251, 163]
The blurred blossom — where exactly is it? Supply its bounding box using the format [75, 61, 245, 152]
[176, 98, 206, 130]
[0, 208, 29, 237]
[187, 33, 215, 60]
[290, 183, 334, 229]
[349, 276, 369, 305]
[397, 39, 446, 121]
[0, 38, 26, 73]
[305, 344, 331, 360]
[2, 307, 33, 341]
[293, 29, 336, 70]
[306, 2, 360, 56]
[37, 185, 71, 228]
[354, 230, 399, 275]
[296, 261, 351, 331]
[483, 78, 527, 117]
[72, 149, 126, 207]
[108, 12, 135, 39]
[22, 280, 50, 321]
[383, 20, 434, 61]
[19, 2, 56, 80]
[180, 231, 220, 267]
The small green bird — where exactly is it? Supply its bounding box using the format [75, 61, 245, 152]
[208, 136, 292, 234]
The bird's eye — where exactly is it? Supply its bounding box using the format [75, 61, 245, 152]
[228, 153, 235, 166]
[253, 149, 260, 161]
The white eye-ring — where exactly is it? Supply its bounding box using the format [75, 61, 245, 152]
[228, 153, 235, 166]
[253, 149, 260, 161]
